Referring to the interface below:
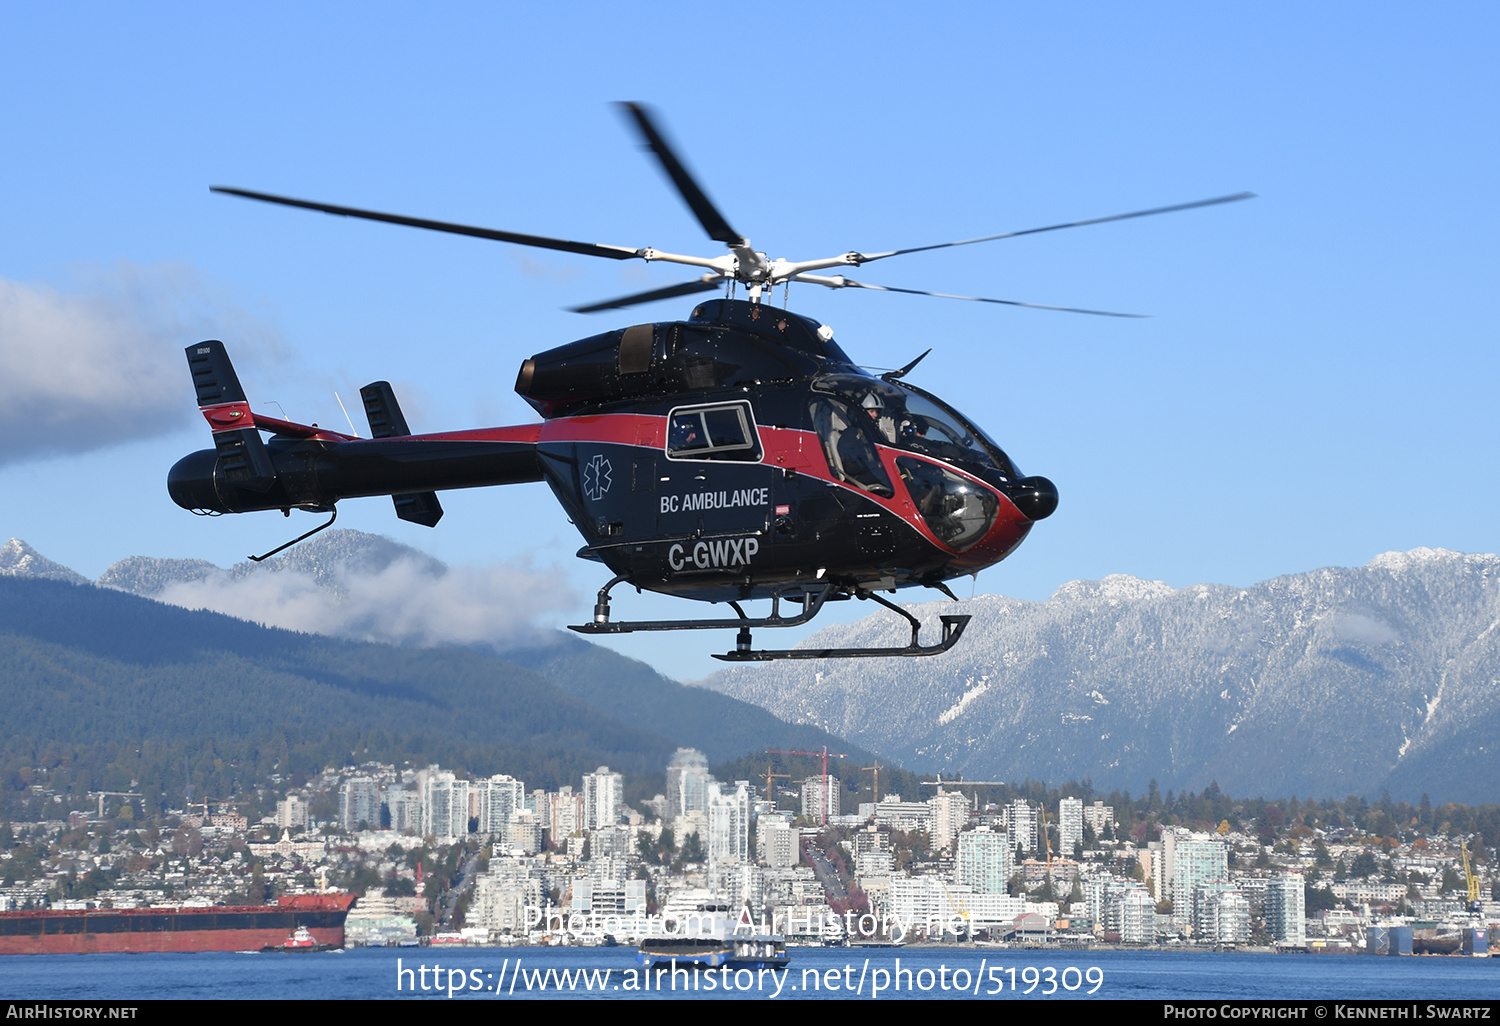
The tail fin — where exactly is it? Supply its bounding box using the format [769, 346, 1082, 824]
[360, 381, 444, 527]
[186, 341, 277, 492]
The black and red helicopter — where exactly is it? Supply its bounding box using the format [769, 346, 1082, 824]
[168, 104, 1250, 661]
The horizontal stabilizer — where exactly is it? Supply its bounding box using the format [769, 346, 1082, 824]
[392, 490, 443, 527]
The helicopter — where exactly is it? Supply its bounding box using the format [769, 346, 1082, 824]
[167, 104, 1250, 661]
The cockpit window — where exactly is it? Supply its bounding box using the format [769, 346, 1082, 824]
[811, 398, 894, 497]
[666, 401, 761, 461]
[812, 375, 1017, 479]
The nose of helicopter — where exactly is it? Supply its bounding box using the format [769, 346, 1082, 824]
[1009, 475, 1059, 521]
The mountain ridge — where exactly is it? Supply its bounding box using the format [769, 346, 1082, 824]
[700, 548, 1500, 802]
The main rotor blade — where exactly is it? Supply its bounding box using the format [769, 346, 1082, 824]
[210, 187, 642, 261]
[569, 274, 724, 314]
[792, 274, 1147, 317]
[857, 192, 1256, 264]
[619, 103, 746, 248]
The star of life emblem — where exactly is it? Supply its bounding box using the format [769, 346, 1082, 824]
[583, 454, 612, 501]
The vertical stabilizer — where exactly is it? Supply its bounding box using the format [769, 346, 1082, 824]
[185, 341, 277, 492]
[360, 381, 444, 527]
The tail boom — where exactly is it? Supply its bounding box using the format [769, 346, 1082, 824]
[170, 340, 541, 516]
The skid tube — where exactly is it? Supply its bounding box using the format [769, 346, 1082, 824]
[569, 576, 970, 660]
[569, 579, 835, 636]
[713, 591, 971, 661]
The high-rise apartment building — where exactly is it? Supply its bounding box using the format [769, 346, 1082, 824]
[474, 775, 526, 836]
[667, 749, 712, 818]
[955, 827, 1010, 894]
[928, 790, 971, 851]
[801, 775, 840, 823]
[1082, 800, 1115, 839]
[1167, 830, 1228, 926]
[761, 814, 799, 868]
[339, 777, 380, 832]
[1058, 796, 1084, 854]
[420, 769, 470, 841]
[1265, 873, 1306, 946]
[707, 780, 751, 866]
[1006, 799, 1038, 853]
[582, 766, 623, 830]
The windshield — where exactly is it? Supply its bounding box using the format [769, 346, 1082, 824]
[811, 375, 1016, 478]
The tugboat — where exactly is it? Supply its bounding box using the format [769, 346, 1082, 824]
[263, 924, 338, 952]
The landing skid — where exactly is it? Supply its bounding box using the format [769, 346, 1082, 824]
[570, 579, 835, 635]
[569, 577, 970, 661]
[713, 592, 971, 662]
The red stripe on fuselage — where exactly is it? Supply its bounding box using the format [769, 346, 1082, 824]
[367, 423, 544, 445]
[524, 411, 1031, 562]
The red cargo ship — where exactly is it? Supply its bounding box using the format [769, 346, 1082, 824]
[0, 893, 355, 954]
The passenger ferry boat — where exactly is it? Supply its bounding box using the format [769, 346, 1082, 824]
[636, 899, 788, 970]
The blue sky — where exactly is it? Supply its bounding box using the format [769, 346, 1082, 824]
[2, 4, 1496, 680]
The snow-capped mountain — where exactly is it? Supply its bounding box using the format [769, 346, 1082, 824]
[702, 548, 1500, 802]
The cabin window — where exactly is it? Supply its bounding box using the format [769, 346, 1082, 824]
[665, 401, 762, 462]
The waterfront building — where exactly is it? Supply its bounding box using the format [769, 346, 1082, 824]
[1265, 872, 1306, 946]
[471, 861, 548, 936]
[888, 874, 1024, 937]
[1166, 830, 1228, 926]
[1196, 884, 1250, 944]
[1105, 885, 1156, 943]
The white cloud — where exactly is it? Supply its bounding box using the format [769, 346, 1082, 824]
[1328, 611, 1400, 646]
[156, 553, 572, 650]
[0, 263, 283, 464]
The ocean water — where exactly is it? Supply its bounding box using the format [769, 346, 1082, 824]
[0, 947, 1495, 1001]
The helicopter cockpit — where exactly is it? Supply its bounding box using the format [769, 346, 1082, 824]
[810, 374, 1024, 552]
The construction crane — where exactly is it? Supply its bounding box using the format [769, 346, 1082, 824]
[1461, 838, 1482, 913]
[760, 763, 790, 808]
[766, 747, 848, 826]
[861, 763, 884, 804]
[919, 775, 1008, 789]
[939, 879, 972, 938]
